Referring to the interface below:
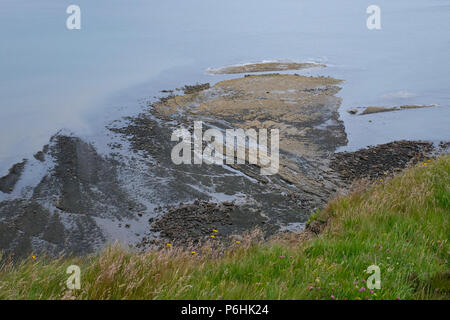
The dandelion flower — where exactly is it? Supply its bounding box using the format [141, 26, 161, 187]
[32, 255, 36, 260]
[212, 229, 218, 233]
[191, 251, 196, 254]
[235, 240, 241, 244]
[166, 243, 172, 247]
[210, 235, 215, 239]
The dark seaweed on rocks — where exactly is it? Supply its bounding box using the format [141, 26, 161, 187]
[439, 141, 450, 151]
[181, 83, 210, 95]
[0, 160, 27, 194]
[146, 201, 233, 246]
[139, 200, 276, 248]
[330, 141, 434, 181]
[33, 144, 49, 162]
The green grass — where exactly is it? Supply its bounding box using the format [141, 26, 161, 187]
[0, 155, 449, 300]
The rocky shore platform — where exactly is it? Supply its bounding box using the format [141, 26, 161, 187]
[0, 63, 446, 259]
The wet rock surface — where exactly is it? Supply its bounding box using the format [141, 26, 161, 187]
[39, 135, 140, 217]
[0, 135, 138, 260]
[0, 199, 104, 261]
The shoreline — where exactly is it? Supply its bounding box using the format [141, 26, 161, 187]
[0, 63, 448, 260]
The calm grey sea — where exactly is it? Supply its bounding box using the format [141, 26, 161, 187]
[1, 0, 449, 174]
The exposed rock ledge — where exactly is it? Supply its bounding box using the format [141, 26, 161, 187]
[206, 61, 324, 74]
